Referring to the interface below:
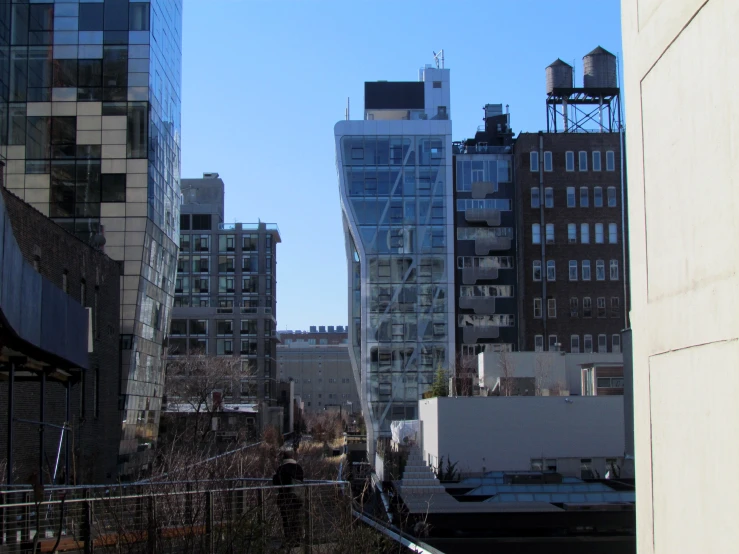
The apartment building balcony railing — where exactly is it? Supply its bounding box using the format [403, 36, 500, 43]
[475, 236, 512, 255]
[459, 296, 496, 315]
[219, 222, 281, 233]
[462, 267, 499, 284]
[464, 208, 501, 226]
[462, 325, 500, 343]
[452, 143, 511, 155]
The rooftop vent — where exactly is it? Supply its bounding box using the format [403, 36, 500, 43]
[202, 172, 219, 179]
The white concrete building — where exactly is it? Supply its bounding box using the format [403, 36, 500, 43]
[622, 0, 739, 552]
[477, 351, 624, 395]
[418, 396, 625, 478]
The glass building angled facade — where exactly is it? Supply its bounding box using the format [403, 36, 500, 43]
[0, 0, 182, 477]
[336, 66, 455, 454]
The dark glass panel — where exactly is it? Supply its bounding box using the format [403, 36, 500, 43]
[103, 87, 126, 101]
[27, 46, 53, 88]
[102, 45, 127, 88]
[127, 102, 147, 158]
[76, 145, 102, 159]
[104, 0, 129, 31]
[26, 160, 51, 174]
[28, 32, 53, 46]
[51, 117, 76, 145]
[53, 59, 78, 87]
[50, 160, 76, 217]
[129, 3, 150, 31]
[76, 160, 102, 204]
[77, 88, 103, 101]
[103, 31, 128, 45]
[29, 4, 53, 31]
[78, 4, 104, 32]
[102, 102, 127, 115]
[10, 48, 28, 101]
[78, 59, 103, 87]
[11, 5, 29, 45]
[75, 203, 101, 217]
[8, 104, 26, 145]
[26, 116, 50, 159]
[101, 173, 126, 202]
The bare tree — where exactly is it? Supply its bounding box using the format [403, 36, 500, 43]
[497, 350, 516, 396]
[163, 351, 242, 445]
[452, 353, 478, 397]
[534, 353, 553, 396]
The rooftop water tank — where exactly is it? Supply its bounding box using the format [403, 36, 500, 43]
[583, 46, 617, 88]
[546, 59, 573, 94]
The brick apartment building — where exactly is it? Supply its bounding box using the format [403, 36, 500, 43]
[514, 132, 628, 354]
[1, 176, 121, 484]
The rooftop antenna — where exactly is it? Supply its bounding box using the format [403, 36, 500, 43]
[345, 97, 350, 120]
[432, 50, 445, 69]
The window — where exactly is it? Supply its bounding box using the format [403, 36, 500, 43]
[581, 223, 590, 244]
[180, 234, 190, 252]
[544, 187, 554, 208]
[607, 187, 617, 207]
[548, 335, 559, 352]
[547, 298, 557, 319]
[192, 214, 211, 231]
[242, 254, 258, 273]
[596, 260, 606, 280]
[189, 320, 207, 335]
[566, 151, 575, 171]
[546, 260, 556, 281]
[530, 151, 539, 171]
[241, 319, 258, 335]
[533, 298, 542, 318]
[584, 335, 593, 353]
[609, 223, 618, 244]
[606, 150, 615, 171]
[583, 297, 592, 318]
[216, 339, 234, 356]
[433, 81, 442, 88]
[532, 223, 541, 244]
[595, 223, 604, 243]
[567, 187, 576, 207]
[598, 334, 608, 353]
[568, 223, 577, 243]
[530, 187, 540, 208]
[545, 224, 554, 244]
[582, 260, 591, 280]
[593, 151, 602, 171]
[611, 297, 620, 318]
[219, 235, 235, 252]
[544, 151, 553, 171]
[580, 187, 589, 207]
[218, 256, 235, 273]
[612, 334, 622, 353]
[569, 260, 578, 281]
[610, 260, 619, 280]
[571, 335, 580, 353]
[534, 335, 544, 352]
[579, 151, 588, 171]
[570, 297, 579, 317]
[594, 186, 603, 207]
[170, 319, 187, 335]
[597, 297, 606, 318]
[242, 234, 258, 251]
[191, 255, 209, 273]
[193, 235, 210, 252]
[533, 260, 542, 281]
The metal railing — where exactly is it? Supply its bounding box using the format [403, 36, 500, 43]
[0, 480, 348, 553]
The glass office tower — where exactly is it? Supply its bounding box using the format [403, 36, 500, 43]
[0, 0, 182, 477]
[335, 66, 455, 457]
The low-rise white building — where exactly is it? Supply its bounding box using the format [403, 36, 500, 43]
[419, 396, 626, 479]
[477, 351, 624, 396]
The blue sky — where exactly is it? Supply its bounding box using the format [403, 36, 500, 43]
[181, 0, 623, 331]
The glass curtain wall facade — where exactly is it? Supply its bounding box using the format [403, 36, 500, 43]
[337, 123, 455, 452]
[0, 0, 183, 478]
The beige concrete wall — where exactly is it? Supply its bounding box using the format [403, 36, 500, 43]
[621, 0, 739, 552]
[418, 396, 624, 476]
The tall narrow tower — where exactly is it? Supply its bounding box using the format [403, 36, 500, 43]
[335, 64, 455, 457]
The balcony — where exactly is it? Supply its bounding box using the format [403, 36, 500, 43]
[462, 267, 499, 284]
[475, 236, 512, 255]
[471, 181, 496, 199]
[463, 326, 500, 343]
[459, 296, 496, 314]
[464, 208, 501, 226]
